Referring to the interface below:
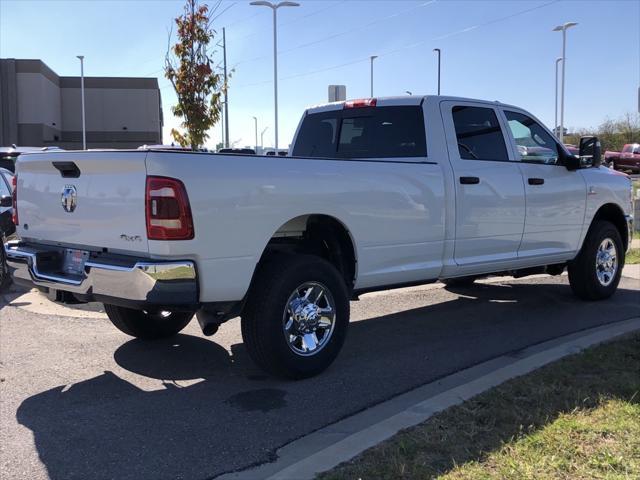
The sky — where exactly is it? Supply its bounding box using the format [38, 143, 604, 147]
[1, 0, 639, 150]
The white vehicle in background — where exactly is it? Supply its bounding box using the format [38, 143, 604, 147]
[5, 96, 634, 378]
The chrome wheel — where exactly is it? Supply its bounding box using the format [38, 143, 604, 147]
[595, 238, 618, 287]
[283, 281, 336, 357]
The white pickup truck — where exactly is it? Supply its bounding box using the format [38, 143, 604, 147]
[5, 96, 634, 378]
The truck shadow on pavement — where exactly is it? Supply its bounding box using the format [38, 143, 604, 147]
[15, 281, 640, 480]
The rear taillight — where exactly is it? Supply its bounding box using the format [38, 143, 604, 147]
[11, 174, 18, 225]
[344, 98, 377, 109]
[145, 176, 194, 240]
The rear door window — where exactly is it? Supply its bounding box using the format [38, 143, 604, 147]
[451, 106, 509, 161]
[292, 106, 427, 159]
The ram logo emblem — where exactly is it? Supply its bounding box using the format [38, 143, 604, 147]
[61, 185, 77, 213]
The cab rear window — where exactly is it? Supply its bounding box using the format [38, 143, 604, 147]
[292, 106, 427, 159]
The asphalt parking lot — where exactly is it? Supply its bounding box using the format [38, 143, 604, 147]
[1, 274, 639, 480]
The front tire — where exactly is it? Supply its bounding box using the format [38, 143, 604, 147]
[104, 304, 194, 339]
[568, 221, 624, 301]
[241, 254, 350, 379]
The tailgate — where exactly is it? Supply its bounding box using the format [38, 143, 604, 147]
[16, 151, 149, 254]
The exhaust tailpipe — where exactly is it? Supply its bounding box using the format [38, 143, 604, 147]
[196, 309, 220, 336]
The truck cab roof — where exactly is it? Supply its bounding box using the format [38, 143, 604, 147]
[304, 95, 515, 115]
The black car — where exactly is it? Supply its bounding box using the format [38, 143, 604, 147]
[1, 167, 15, 290]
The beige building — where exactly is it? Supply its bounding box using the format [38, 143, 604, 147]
[0, 58, 163, 149]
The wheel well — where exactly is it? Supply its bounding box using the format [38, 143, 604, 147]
[260, 215, 357, 290]
[591, 203, 629, 251]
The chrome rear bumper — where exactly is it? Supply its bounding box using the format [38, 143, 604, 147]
[4, 241, 198, 309]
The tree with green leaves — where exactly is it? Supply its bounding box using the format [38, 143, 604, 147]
[165, 0, 224, 150]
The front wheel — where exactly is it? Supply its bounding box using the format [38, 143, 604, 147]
[241, 255, 350, 379]
[568, 220, 624, 301]
[104, 304, 194, 339]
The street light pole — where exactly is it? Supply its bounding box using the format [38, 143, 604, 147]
[76, 55, 86, 150]
[252, 116, 258, 153]
[250, 1, 300, 152]
[553, 22, 577, 143]
[260, 126, 269, 151]
[369, 55, 377, 97]
[554, 57, 562, 137]
[433, 48, 441, 95]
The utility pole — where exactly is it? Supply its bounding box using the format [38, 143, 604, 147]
[261, 126, 269, 150]
[222, 27, 229, 148]
[219, 103, 225, 150]
[370, 55, 377, 97]
[76, 55, 86, 150]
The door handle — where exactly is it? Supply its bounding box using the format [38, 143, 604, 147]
[460, 176, 480, 185]
[528, 178, 544, 186]
[52, 161, 81, 178]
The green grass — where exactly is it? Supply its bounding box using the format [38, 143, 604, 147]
[146, 265, 195, 280]
[626, 248, 640, 265]
[320, 334, 640, 480]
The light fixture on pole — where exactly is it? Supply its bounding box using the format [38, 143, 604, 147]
[252, 116, 258, 153]
[369, 55, 378, 97]
[552, 21, 577, 143]
[554, 57, 562, 137]
[405, 90, 412, 96]
[260, 126, 269, 150]
[250, 1, 300, 152]
[76, 55, 86, 150]
[433, 48, 441, 95]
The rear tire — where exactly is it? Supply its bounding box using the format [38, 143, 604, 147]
[568, 220, 624, 301]
[104, 304, 194, 339]
[241, 254, 350, 379]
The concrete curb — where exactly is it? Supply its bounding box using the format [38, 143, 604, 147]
[219, 316, 640, 480]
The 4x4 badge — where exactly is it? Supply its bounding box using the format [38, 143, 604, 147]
[61, 185, 77, 213]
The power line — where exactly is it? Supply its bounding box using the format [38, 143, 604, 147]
[232, 0, 561, 89]
[225, 0, 347, 45]
[231, 0, 436, 68]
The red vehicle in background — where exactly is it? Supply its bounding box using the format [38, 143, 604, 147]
[606, 143, 640, 172]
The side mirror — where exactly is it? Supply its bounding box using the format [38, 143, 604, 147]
[563, 151, 581, 171]
[0, 195, 11, 208]
[579, 136, 602, 168]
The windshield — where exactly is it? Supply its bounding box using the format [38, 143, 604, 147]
[0, 154, 17, 172]
[2, 171, 15, 191]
